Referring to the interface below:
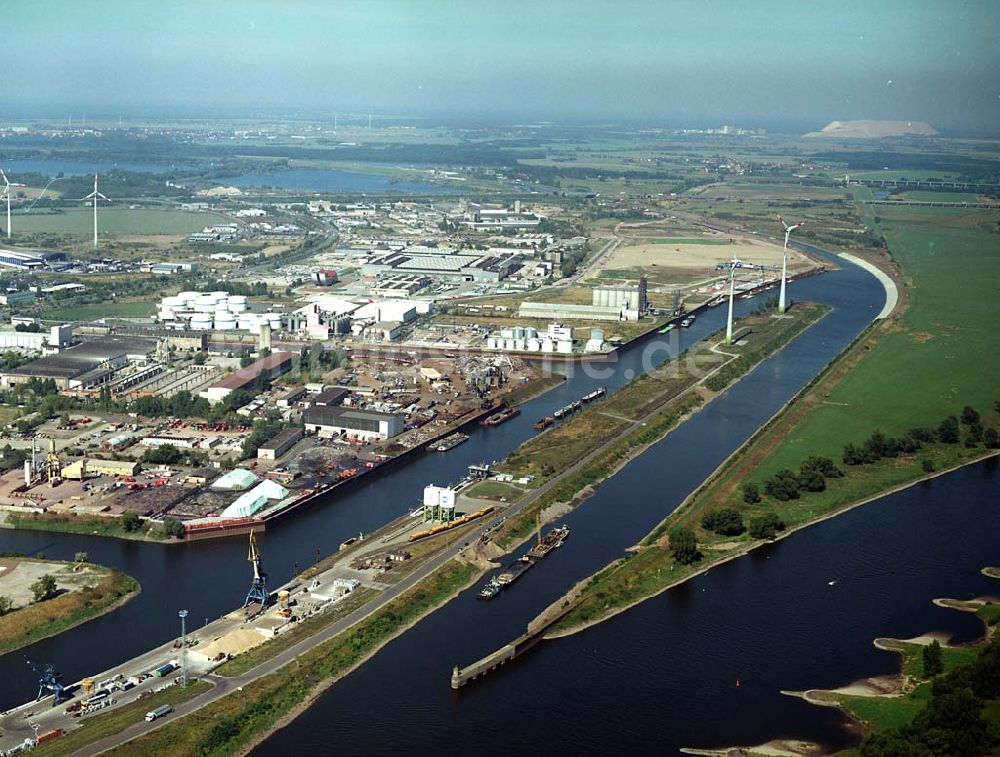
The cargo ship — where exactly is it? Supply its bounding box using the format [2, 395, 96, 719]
[428, 433, 469, 453]
[681, 315, 695, 328]
[477, 524, 570, 600]
[482, 406, 521, 427]
[533, 416, 554, 431]
[582, 386, 606, 403]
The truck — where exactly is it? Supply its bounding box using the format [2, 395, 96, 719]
[144, 704, 173, 722]
[153, 660, 179, 678]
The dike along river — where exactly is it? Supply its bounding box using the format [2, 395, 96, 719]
[0, 249, 931, 748]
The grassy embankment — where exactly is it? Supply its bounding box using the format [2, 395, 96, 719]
[98, 561, 478, 757]
[0, 561, 138, 655]
[31, 681, 212, 757]
[501, 372, 566, 406]
[549, 205, 1000, 635]
[490, 302, 829, 551]
[7, 512, 170, 542]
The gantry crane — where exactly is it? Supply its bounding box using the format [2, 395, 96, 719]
[243, 529, 268, 608]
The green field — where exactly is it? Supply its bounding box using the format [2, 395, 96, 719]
[896, 190, 985, 203]
[754, 206, 1000, 477]
[40, 300, 155, 320]
[12, 207, 230, 235]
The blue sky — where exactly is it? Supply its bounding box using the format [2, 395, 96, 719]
[7, 1, 999, 131]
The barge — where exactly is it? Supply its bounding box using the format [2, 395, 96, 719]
[428, 433, 469, 453]
[477, 524, 570, 600]
[482, 406, 521, 427]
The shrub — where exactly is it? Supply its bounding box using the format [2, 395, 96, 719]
[120, 511, 143, 533]
[701, 508, 745, 536]
[748, 512, 785, 540]
[801, 455, 843, 479]
[921, 459, 935, 473]
[984, 428, 1000, 449]
[961, 405, 981, 426]
[669, 527, 701, 565]
[937, 416, 960, 444]
[741, 482, 761, 504]
[764, 469, 800, 500]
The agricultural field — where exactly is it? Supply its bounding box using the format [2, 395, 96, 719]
[753, 205, 999, 476]
[10, 207, 231, 235]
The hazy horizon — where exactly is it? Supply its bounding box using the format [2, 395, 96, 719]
[8, 1, 999, 133]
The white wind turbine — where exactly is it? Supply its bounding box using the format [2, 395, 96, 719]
[81, 173, 110, 248]
[724, 252, 744, 346]
[1, 170, 26, 239]
[777, 215, 804, 314]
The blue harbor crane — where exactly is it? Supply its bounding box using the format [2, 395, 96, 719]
[243, 529, 268, 608]
[25, 657, 65, 705]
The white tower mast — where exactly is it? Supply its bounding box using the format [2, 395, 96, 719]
[777, 215, 803, 314]
[724, 252, 742, 346]
[0, 170, 10, 239]
[81, 173, 109, 249]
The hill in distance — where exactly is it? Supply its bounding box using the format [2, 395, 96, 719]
[803, 120, 938, 138]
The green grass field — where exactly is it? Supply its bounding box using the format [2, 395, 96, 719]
[753, 206, 1000, 477]
[12, 207, 230, 235]
[41, 301, 154, 320]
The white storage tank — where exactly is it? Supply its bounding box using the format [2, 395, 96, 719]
[500, 328, 514, 339]
[157, 308, 175, 322]
[214, 317, 237, 331]
[189, 314, 213, 330]
[526, 338, 541, 351]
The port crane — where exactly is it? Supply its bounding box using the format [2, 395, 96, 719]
[243, 529, 268, 608]
[25, 658, 66, 705]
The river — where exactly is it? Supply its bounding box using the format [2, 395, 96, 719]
[0, 249, 936, 754]
[212, 168, 458, 194]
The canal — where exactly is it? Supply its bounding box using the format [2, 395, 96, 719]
[0, 248, 890, 735]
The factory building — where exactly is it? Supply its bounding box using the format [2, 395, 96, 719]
[61, 459, 140, 479]
[518, 282, 647, 323]
[0, 248, 54, 270]
[0, 323, 72, 352]
[464, 201, 544, 230]
[200, 351, 296, 403]
[0, 335, 157, 389]
[257, 427, 304, 461]
[0, 290, 37, 306]
[370, 274, 429, 298]
[303, 406, 403, 441]
[360, 250, 521, 282]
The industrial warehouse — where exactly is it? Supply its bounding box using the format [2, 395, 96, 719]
[1, 336, 159, 389]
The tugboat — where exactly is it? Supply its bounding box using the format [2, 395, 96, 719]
[478, 575, 502, 600]
[533, 416, 554, 431]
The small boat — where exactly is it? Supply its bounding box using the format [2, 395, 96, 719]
[533, 416, 554, 430]
[658, 324, 675, 334]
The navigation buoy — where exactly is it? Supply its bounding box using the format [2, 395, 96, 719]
[736, 679, 741, 687]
